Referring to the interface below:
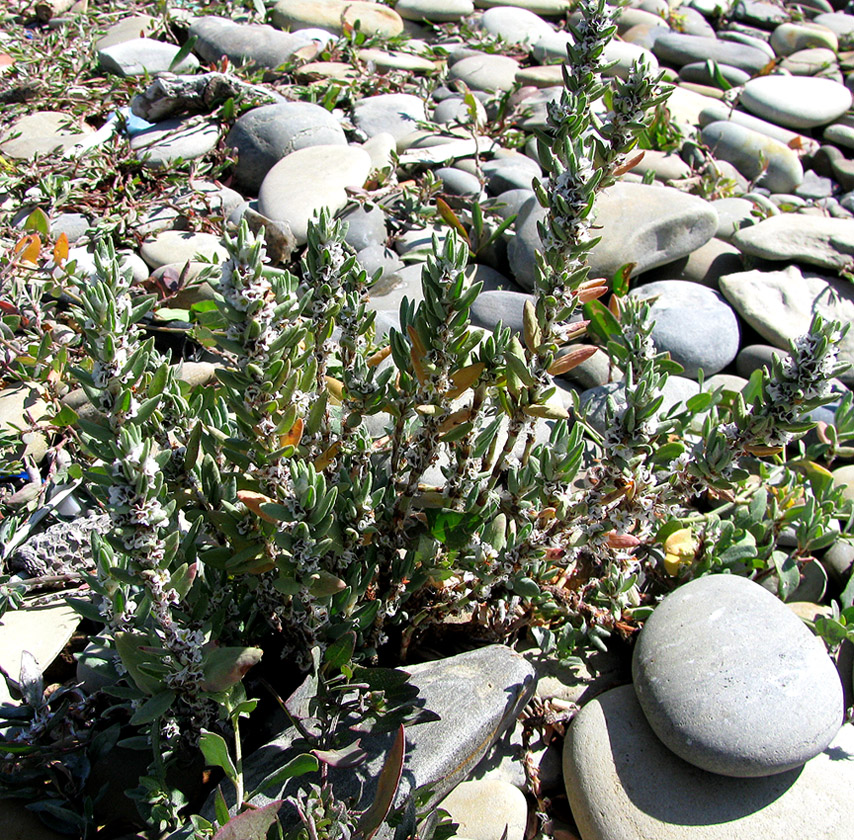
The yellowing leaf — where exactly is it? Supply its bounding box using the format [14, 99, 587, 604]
[53, 232, 69, 266]
[15, 234, 41, 266]
[367, 344, 392, 367]
[281, 416, 304, 449]
[326, 376, 345, 403]
[314, 440, 341, 471]
[447, 362, 485, 399]
[663, 527, 697, 576]
[237, 490, 277, 523]
[523, 299, 541, 354]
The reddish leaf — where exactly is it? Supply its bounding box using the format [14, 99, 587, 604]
[212, 800, 283, 840]
[435, 197, 471, 248]
[356, 724, 405, 840]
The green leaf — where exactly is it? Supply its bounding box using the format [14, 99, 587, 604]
[24, 207, 50, 238]
[115, 632, 162, 696]
[425, 508, 483, 550]
[169, 34, 198, 72]
[129, 690, 176, 725]
[200, 729, 238, 783]
[324, 631, 356, 671]
[435, 198, 471, 249]
[583, 299, 621, 346]
[705, 58, 733, 91]
[214, 786, 230, 828]
[611, 262, 634, 297]
[246, 753, 319, 801]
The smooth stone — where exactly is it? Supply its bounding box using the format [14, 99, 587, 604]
[129, 117, 219, 169]
[832, 463, 854, 501]
[780, 46, 839, 75]
[640, 236, 744, 288]
[295, 61, 359, 82]
[699, 100, 820, 153]
[338, 203, 387, 250]
[227, 102, 347, 193]
[394, 225, 452, 258]
[580, 377, 700, 434]
[362, 131, 397, 174]
[679, 60, 751, 87]
[0, 385, 49, 463]
[433, 95, 488, 125]
[721, 266, 854, 381]
[481, 155, 541, 194]
[822, 538, 854, 583]
[489, 188, 536, 219]
[473, 0, 569, 14]
[628, 280, 740, 377]
[0, 604, 81, 704]
[97, 37, 199, 76]
[601, 39, 660, 80]
[771, 21, 839, 55]
[633, 574, 843, 776]
[824, 121, 854, 149]
[0, 111, 92, 159]
[617, 6, 670, 34]
[439, 780, 528, 840]
[564, 685, 854, 840]
[701, 120, 803, 193]
[140, 230, 227, 269]
[357, 244, 405, 286]
[731, 213, 854, 271]
[368, 263, 424, 310]
[448, 53, 521, 92]
[477, 6, 554, 45]
[271, 0, 404, 37]
[509, 184, 718, 289]
[719, 28, 777, 60]
[795, 170, 837, 199]
[353, 93, 427, 145]
[258, 145, 371, 245]
[740, 75, 852, 129]
[94, 14, 155, 50]
[814, 11, 854, 39]
[733, 0, 789, 28]
[188, 16, 309, 68]
[711, 196, 758, 240]
[204, 646, 535, 824]
[356, 48, 439, 74]
[653, 31, 773, 72]
[735, 342, 791, 378]
[436, 166, 484, 197]
[51, 212, 90, 242]
[470, 289, 536, 335]
[394, 0, 475, 23]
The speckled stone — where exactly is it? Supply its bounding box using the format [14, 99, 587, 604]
[633, 574, 843, 777]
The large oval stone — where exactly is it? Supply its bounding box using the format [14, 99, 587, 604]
[258, 145, 371, 244]
[632, 574, 843, 777]
[740, 75, 852, 129]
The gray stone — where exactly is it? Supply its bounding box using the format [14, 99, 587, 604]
[701, 120, 804, 193]
[97, 38, 199, 77]
[633, 574, 843, 777]
[823, 538, 854, 584]
[189, 16, 309, 68]
[271, 0, 405, 37]
[439, 779, 528, 840]
[140, 230, 227, 269]
[721, 267, 854, 382]
[780, 46, 839, 76]
[740, 75, 852, 129]
[474, 0, 569, 14]
[52, 212, 90, 243]
[814, 11, 854, 40]
[481, 154, 541, 194]
[733, 0, 789, 29]
[731, 213, 854, 271]
[395, 0, 475, 23]
[0, 111, 92, 160]
[433, 95, 488, 125]
[679, 61, 750, 87]
[436, 166, 484, 197]
[477, 6, 553, 45]
[448, 53, 521, 92]
[509, 184, 718, 289]
[639, 237, 744, 289]
[94, 14, 156, 50]
[795, 170, 837, 199]
[699, 100, 819, 154]
[470, 289, 536, 335]
[711, 196, 759, 241]
[628, 280, 741, 377]
[0, 385, 50, 463]
[653, 32, 772, 73]
[353, 93, 427, 145]
[227, 102, 347, 193]
[394, 226, 452, 258]
[824, 121, 854, 150]
[564, 684, 854, 840]
[770, 21, 839, 56]
[258, 145, 372, 244]
[339, 203, 388, 250]
[357, 244, 405, 289]
[465, 263, 517, 293]
[129, 117, 220, 169]
[205, 646, 535, 825]
[488, 188, 536, 219]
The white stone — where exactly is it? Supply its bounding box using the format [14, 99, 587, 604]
[439, 779, 528, 840]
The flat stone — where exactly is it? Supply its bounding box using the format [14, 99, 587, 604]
[628, 280, 740, 377]
[476, 6, 554, 45]
[271, 0, 404, 37]
[97, 37, 199, 77]
[481, 154, 541, 194]
[0, 111, 92, 160]
[733, 0, 789, 29]
[780, 46, 839, 76]
[824, 121, 854, 149]
[721, 266, 854, 380]
[814, 11, 854, 40]
[701, 120, 803, 193]
[632, 574, 843, 776]
[140, 230, 228, 270]
[395, 0, 475, 23]
[436, 166, 483, 197]
[94, 14, 156, 50]
[227, 102, 347, 193]
[356, 48, 439, 73]
[679, 60, 751, 87]
[631, 149, 693, 182]
[353, 93, 427, 145]
[439, 779, 528, 840]
[699, 100, 819, 154]
[205, 646, 535, 828]
[295, 61, 359, 82]
[130, 117, 220, 169]
[448, 53, 521, 92]
[258, 145, 372, 244]
[731, 213, 854, 271]
[474, 0, 569, 13]
[509, 184, 718, 289]
[640, 236, 744, 288]
[770, 21, 839, 56]
[564, 685, 854, 840]
[653, 31, 772, 73]
[740, 75, 852, 129]
[338, 203, 388, 250]
[0, 385, 50, 463]
[189, 16, 309, 68]
[0, 604, 81, 704]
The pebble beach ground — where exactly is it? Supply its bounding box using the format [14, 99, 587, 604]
[2, 1, 854, 839]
